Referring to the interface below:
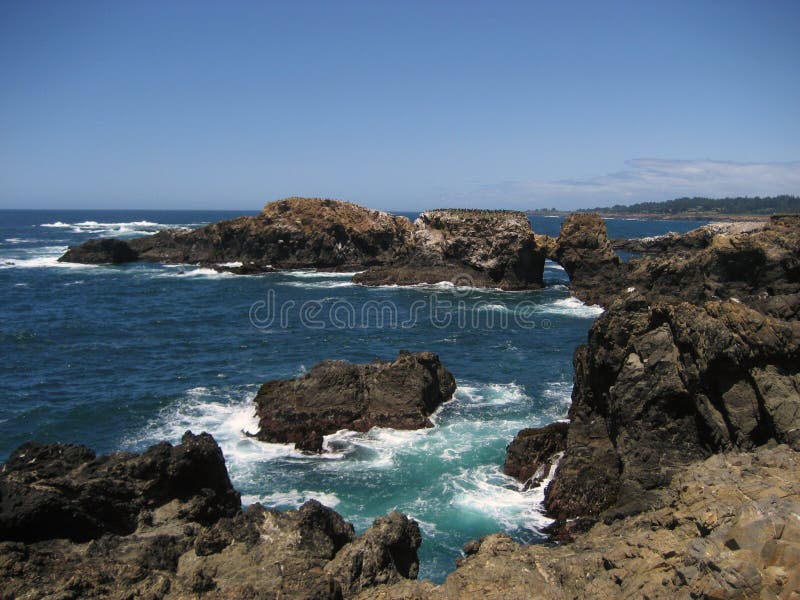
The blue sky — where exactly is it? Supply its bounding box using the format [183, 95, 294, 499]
[1, 0, 798, 211]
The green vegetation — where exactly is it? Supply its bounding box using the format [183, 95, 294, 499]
[580, 195, 800, 216]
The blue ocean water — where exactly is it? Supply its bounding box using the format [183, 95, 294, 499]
[0, 209, 706, 581]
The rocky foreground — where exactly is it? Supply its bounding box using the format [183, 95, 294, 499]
[253, 351, 456, 453]
[0, 432, 422, 599]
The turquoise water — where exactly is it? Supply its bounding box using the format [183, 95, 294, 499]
[0, 210, 706, 581]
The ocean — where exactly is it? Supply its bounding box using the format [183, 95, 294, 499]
[0, 209, 707, 581]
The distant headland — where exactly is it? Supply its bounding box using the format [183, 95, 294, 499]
[528, 194, 800, 220]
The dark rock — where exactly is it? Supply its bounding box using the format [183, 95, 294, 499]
[59, 237, 139, 264]
[0, 431, 240, 543]
[623, 214, 800, 319]
[253, 351, 457, 452]
[0, 436, 422, 599]
[546, 213, 622, 306]
[325, 511, 422, 598]
[503, 421, 568, 487]
[544, 295, 800, 521]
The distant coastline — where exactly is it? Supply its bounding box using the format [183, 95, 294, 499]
[528, 194, 799, 221]
[526, 209, 771, 221]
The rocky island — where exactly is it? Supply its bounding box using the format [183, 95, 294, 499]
[59, 199, 548, 289]
[252, 351, 456, 453]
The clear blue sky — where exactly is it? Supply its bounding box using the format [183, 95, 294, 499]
[1, 0, 799, 211]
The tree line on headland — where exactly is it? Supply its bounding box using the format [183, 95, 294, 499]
[529, 195, 800, 217]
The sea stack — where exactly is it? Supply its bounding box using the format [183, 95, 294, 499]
[253, 351, 457, 453]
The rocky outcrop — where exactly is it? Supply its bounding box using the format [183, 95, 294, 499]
[0, 431, 240, 543]
[544, 293, 799, 522]
[611, 220, 768, 254]
[361, 445, 800, 600]
[60, 197, 413, 270]
[503, 421, 567, 488]
[624, 214, 800, 320]
[0, 434, 422, 599]
[544, 213, 622, 305]
[354, 209, 547, 290]
[254, 351, 456, 453]
[325, 512, 422, 598]
[59, 200, 547, 289]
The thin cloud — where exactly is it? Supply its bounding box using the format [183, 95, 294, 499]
[440, 159, 800, 209]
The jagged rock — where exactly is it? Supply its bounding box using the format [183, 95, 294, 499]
[326, 512, 422, 598]
[544, 294, 800, 521]
[611, 220, 768, 254]
[0, 431, 240, 543]
[624, 214, 800, 319]
[59, 237, 139, 264]
[0, 437, 422, 599]
[545, 213, 622, 305]
[61, 200, 548, 290]
[355, 209, 547, 290]
[503, 421, 567, 488]
[253, 351, 456, 453]
[358, 445, 800, 600]
[61, 197, 413, 271]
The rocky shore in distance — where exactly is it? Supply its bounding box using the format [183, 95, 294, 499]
[60, 198, 548, 290]
[252, 351, 456, 453]
[0, 432, 422, 599]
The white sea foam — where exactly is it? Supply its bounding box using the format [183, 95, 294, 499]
[474, 303, 511, 313]
[242, 490, 341, 509]
[539, 296, 604, 317]
[39, 220, 184, 237]
[217, 261, 243, 268]
[4, 238, 38, 244]
[456, 382, 529, 407]
[155, 267, 234, 279]
[449, 464, 553, 531]
[123, 385, 309, 470]
[0, 252, 97, 270]
[283, 270, 362, 278]
[280, 281, 355, 289]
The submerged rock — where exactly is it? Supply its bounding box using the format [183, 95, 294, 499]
[253, 351, 456, 453]
[0, 435, 422, 600]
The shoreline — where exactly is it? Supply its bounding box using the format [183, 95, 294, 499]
[527, 210, 774, 221]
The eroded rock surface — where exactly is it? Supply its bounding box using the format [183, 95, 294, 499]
[254, 351, 456, 453]
[0, 435, 422, 600]
[503, 421, 567, 488]
[355, 209, 547, 290]
[60, 200, 548, 289]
